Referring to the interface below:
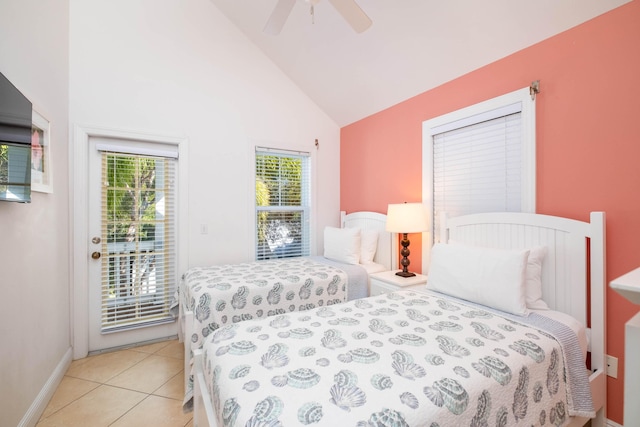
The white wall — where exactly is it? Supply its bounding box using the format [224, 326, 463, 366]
[0, 0, 70, 425]
[0, 0, 339, 421]
[69, 0, 341, 269]
[69, 0, 341, 355]
[0, 0, 339, 422]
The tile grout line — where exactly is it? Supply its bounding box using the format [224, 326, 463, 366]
[36, 377, 102, 422]
[107, 342, 187, 426]
[101, 346, 179, 393]
[107, 393, 153, 427]
[37, 340, 190, 426]
[102, 351, 153, 384]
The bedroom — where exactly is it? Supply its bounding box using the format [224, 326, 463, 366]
[0, 1, 639, 426]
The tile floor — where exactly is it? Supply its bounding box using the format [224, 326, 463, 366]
[36, 339, 193, 427]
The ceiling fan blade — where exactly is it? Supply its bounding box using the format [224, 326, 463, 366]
[263, 0, 297, 35]
[327, 0, 372, 33]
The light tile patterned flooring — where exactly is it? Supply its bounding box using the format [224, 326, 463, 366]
[37, 339, 193, 427]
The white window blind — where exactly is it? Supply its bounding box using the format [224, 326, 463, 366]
[422, 87, 536, 252]
[255, 147, 310, 260]
[99, 150, 177, 332]
[433, 111, 522, 224]
[0, 143, 31, 201]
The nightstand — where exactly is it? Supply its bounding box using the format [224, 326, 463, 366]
[369, 270, 428, 296]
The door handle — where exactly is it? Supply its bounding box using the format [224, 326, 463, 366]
[91, 251, 101, 260]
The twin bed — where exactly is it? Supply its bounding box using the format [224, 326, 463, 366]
[175, 211, 398, 409]
[182, 210, 606, 427]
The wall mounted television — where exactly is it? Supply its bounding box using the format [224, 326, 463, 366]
[0, 70, 32, 203]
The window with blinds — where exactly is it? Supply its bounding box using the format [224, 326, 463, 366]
[423, 87, 536, 245]
[255, 148, 310, 260]
[433, 111, 522, 220]
[100, 150, 177, 332]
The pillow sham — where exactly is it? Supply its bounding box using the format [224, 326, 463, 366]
[427, 243, 529, 316]
[449, 240, 548, 310]
[524, 246, 549, 309]
[359, 228, 379, 264]
[324, 226, 361, 265]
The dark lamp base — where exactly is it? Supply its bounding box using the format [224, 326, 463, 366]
[395, 271, 416, 278]
[397, 232, 416, 278]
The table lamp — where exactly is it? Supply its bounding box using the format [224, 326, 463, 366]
[385, 202, 429, 277]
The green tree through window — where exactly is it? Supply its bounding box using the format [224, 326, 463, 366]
[255, 149, 310, 260]
[101, 152, 176, 330]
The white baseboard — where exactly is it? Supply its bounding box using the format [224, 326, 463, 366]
[607, 419, 623, 427]
[18, 347, 73, 427]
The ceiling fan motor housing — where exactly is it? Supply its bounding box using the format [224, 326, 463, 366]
[264, 0, 372, 35]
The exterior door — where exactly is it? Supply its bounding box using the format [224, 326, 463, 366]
[87, 136, 178, 352]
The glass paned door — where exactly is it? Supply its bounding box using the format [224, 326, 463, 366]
[88, 138, 178, 352]
[101, 152, 176, 332]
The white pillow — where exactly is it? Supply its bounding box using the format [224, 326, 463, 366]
[324, 227, 361, 265]
[427, 243, 529, 316]
[525, 246, 549, 309]
[449, 240, 548, 310]
[359, 228, 379, 264]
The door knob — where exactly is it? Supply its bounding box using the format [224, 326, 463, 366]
[91, 251, 101, 260]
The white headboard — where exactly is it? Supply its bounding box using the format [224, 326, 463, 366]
[440, 210, 607, 419]
[440, 211, 605, 327]
[341, 211, 398, 271]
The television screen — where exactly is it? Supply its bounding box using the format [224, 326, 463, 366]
[0, 70, 32, 203]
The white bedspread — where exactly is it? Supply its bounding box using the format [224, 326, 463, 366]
[309, 256, 371, 300]
[202, 289, 593, 426]
[172, 256, 368, 408]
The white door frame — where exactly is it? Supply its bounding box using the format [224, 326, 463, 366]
[71, 125, 189, 359]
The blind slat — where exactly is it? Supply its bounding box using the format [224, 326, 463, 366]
[100, 151, 177, 331]
[433, 112, 523, 235]
[255, 149, 310, 260]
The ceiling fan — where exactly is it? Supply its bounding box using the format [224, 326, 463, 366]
[264, 0, 372, 35]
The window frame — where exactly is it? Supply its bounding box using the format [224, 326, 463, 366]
[254, 146, 312, 260]
[421, 87, 536, 270]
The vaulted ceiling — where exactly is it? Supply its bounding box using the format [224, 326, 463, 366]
[210, 0, 630, 126]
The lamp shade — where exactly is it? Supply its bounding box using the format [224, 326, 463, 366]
[385, 203, 429, 233]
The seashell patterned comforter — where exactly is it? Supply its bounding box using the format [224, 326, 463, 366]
[172, 256, 369, 409]
[202, 289, 594, 427]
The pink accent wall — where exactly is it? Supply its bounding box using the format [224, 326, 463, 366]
[340, 2, 640, 423]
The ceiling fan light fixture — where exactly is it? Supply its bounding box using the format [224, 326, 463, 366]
[264, 0, 372, 35]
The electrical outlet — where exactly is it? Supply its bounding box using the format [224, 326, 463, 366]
[606, 355, 618, 378]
